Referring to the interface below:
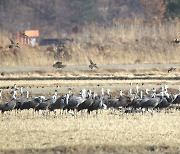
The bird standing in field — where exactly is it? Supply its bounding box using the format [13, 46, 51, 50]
[9, 38, 20, 49]
[88, 57, 99, 69]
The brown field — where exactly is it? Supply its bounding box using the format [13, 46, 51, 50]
[0, 63, 180, 102]
[0, 72, 180, 154]
[1, 110, 180, 154]
[0, 20, 180, 154]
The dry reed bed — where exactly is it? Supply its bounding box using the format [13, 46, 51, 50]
[0, 20, 180, 67]
[68, 20, 180, 65]
[0, 111, 180, 153]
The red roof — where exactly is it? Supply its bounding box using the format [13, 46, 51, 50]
[24, 30, 39, 37]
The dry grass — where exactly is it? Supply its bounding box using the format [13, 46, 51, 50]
[1, 111, 180, 153]
[68, 19, 180, 65]
[0, 20, 180, 67]
[0, 29, 55, 67]
[0, 46, 55, 67]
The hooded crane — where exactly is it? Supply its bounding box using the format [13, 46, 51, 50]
[0, 89, 17, 114]
[140, 97, 160, 115]
[154, 88, 173, 110]
[77, 90, 93, 112]
[48, 95, 66, 117]
[19, 94, 44, 114]
[63, 90, 86, 117]
[172, 95, 180, 105]
[155, 96, 172, 110]
[14, 89, 30, 111]
[35, 91, 57, 115]
[87, 96, 103, 116]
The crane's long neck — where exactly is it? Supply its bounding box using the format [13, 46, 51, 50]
[100, 96, 103, 106]
[26, 90, 29, 99]
[52, 91, 57, 100]
[87, 90, 92, 98]
[129, 83, 132, 96]
[81, 89, 86, 99]
[140, 91, 143, 99]
[12, 90, 17, 100]
[164, 84, 168, 93]
[101, 87, 104, 97]
[152, 88, 156, 98]
[66, 93, 69, 104]
[120, 90, 123, 96]
[0, 90, 2, 99]
[136, 84, 139, 94]
[107, 89, 110, 96]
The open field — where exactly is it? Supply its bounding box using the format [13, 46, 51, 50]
[0, 63, 179, 79]
[0, 21, 180, 153]
[0, 64, 179, 154]
[0, 63, 179, 102]
[1, 110, 180, 154]
[0, 7, 180, 154]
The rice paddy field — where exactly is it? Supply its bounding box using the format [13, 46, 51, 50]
[0, 20, 180, 153]
[0, 64, 179, 154]
[1, 107, 180, 154]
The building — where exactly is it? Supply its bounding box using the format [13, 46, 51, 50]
[17, 30, 39, 46]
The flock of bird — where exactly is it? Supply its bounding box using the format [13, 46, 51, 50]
[0, 83, 180, 118]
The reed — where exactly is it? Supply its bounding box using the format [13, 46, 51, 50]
[0, 19, 179, 67]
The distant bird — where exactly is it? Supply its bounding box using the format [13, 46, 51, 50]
[77, 96, 93, 112]
[172, 95, 180, 105]
[171, 38, 180, 44]
[140, 97, 160, 111]
[20, 32, 28, 38]
[155, 96, 172, 109]
[48, 95, 67, 117]
[53, 61, 66, 69]
[35, 96, 55, 112]
[0, 98, 16, 114]
[63, 95, 83, 112]
[9, 38, 20, 49]
[106, 96, 131, 109]
[88, 57, 99, 69]
[49, 95, 66, 112]
[168, 67, 176, 73]
[87, 96, 103, 115]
